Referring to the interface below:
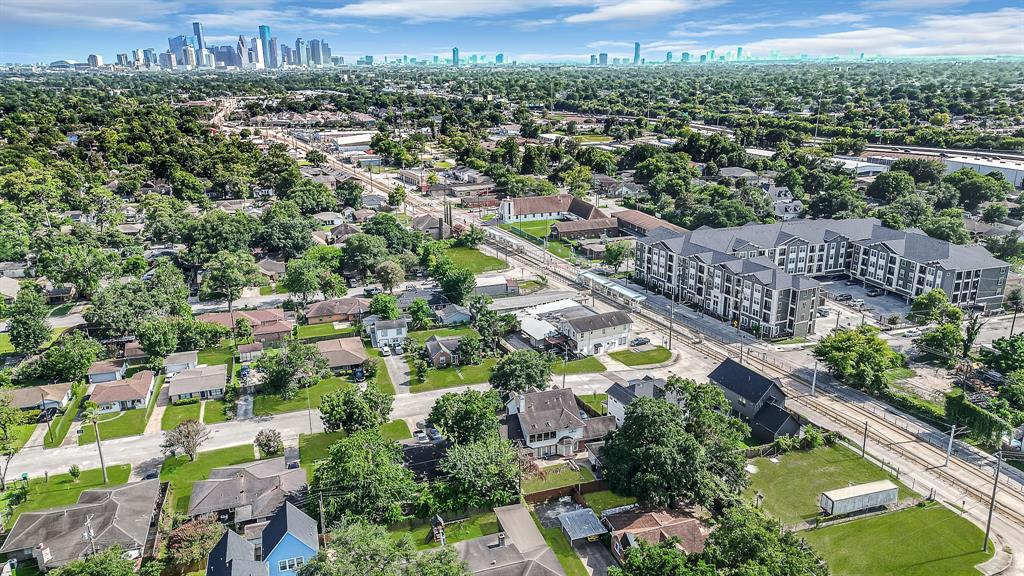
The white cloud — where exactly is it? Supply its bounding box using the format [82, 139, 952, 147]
[727, 7, 1024, 57]
[1, 0, 178, 30]
[860, 0, 969, 10]
[672, 12, 869, 37]
[314, 0, 593, 23]
[564, 0, 725, 23]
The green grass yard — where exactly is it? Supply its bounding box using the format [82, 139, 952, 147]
[253, 376, 349, 416]
[11, 422, 37, 451]
[296, 323, 358, 340]
[258, 285, 290, 296]
[393, 512, 500, 550]
[501, 219, 557, 239]
[443, 246, 508, 274]
[3, 464, 131, 529]
[582, 490, 637, 515]
[203, 399, 231, 424]
[608, 346, 672, 367]
[365, 346, 395, 395]
[161, 401, 201, 430]
[407, 327, 478, 344]
[161, 444, 256, 513]
[578, 393, 608, 415]
[522, 463, 595, 494]
[410, 358, 497, 393]
[299, 420, 411, 474]
[78, 376, 164, 445]
[744, 444, 915, 525]
[0, 328, 67, 355]
[43, 390, 83, 448]
[198, 342, 235, 366]
[574, 134, 613, 143]
[552, 357, 606, 375]
[531, 511, 588, 576]
[803, 503, 992, 576]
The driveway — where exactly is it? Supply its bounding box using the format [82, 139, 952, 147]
[574, 540, 617, 576]
[236, 393, 254, 419]
[384, 353, 411, 393]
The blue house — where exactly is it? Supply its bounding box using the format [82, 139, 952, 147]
[207, 502, 319, 576]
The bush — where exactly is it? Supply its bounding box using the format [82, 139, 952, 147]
[68, 464, 81, 482]
[255, 428, 284, 456]
[172, 398, 201, 407]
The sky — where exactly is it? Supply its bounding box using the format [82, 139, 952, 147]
[0, 0, 1022, 64]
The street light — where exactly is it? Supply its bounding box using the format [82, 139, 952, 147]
[984, 450, 1024, 552]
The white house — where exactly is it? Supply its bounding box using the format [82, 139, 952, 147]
[90, 370, 156, 413]
[367, 318, 409, 348]
[504, 388, 616, 458]
[87, 360, 127, 385]
[559, 311, 632, 356]
[164, 350, 198, 375]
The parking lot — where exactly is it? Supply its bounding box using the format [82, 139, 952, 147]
[817, 276, 913, 325]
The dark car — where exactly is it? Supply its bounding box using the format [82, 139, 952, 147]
[143, 470, 159, 480]
[630, 337, 651, 346]
[835, 293, 853, 302]
[286, 461, 300, 470]
[426, 428, 442, 441]
[363, 287, 382, 296]
[353, 367, 366, 382]
[866, 288, 885, 297]
[38, 407, 58, 423]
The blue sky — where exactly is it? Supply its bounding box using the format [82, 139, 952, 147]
[1, 0, 1021, 64]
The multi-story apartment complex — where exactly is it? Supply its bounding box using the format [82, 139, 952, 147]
[635, 218, 1008, 338]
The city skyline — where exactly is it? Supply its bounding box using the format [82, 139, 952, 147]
[0, 0, 1021, 65]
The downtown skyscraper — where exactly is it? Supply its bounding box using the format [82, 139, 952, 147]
[633, 42, 640, 64]
[192, 22, 206, 53]
[258, 25, 271, 69]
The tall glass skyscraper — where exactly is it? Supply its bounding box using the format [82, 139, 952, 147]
[258, 25, 271, 69]
[192, 22, 206, 53]
[633, 42, 640, 64]
[452, 47, 459, 66]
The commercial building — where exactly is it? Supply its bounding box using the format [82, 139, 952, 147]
[634, 218, 1009, 338]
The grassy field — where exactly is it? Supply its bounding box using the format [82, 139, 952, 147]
[886, 367, 916, 381]
[444, 246, 508, 274]
[407, 327, 478, 344]
[161, 444, 256, 513]
[3, 464, 131, 528]
[410, 358, 497, 393]
[78, 376, 164, 445]
[203, 399, 231, 424]
[253, 376, 349, 416]
[745, 444, 915, 525]
[198, 342, 235, 366]
[296, 323, 358, 340]
[522, 463, 596, 494]
[161, 401, 201, 430]
[575, 134, 613, 143]
[11, 422, 37, 451]
[299, 420, 412, 474]
[608, 346, 672, 366]
[803, 503, 992, 576]
[258, 284, 290, 296]
[546, 240, 575, 260]
[43, 390, 83, 448]
[0, 328, 66, 354]
[532, 511, 588, 576]
[552, 356, 606, 375]
[394, 512, 500, 550]
[578, 393, 607, 415]
[501, 219, 557, 239]
[582, 490, 637, 515]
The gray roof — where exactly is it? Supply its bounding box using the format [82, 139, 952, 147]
[565, 310, 632, 333]
[436, 304, 470, 322]
[425, 335, 461, 358]
[206, 530, 267, 576]
[454, 504, 565, 576]
[512, 388, 584, 436]
[557, 508, 607, 541]
[169, 364, 227, 397]
[708, 358, 782, 404]
[165, 350, 198, 366]
[605, 382, 636, 406]
[373, 318, 409, 331]
[188, 458, 307, 521]
[0, 480, 160, 568]
[261, 502, 318, 556]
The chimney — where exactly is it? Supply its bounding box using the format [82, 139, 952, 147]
[498, 532, 507, 547]
[517, 394, 526, 412]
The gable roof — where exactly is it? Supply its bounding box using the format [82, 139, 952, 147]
[752, 402, 798, 436]
[261, 502, 319, 557]
[169, 364, 228, 397]
[507, 194, 607, 220]
[707, 358, 782, 404]
[306, 297, 370, 318]
[425, 335, 462, 358]
[198, 309, 287, 329]
[165, 350, 199, 366]
[188, 458, 307, 522]
[604, 507, 709, 555]
[206, 530, 267, 576]
[90, 370, 154, 403]
[552, 217, 619, 234]
[613, 209, 686, 235]
[315, 337, 369, 368]
[4, 383, 71, 409]
[436, 304, 470, 322]
[565, 311, 632, 333]
[88, 359, 126, 375]
[512, 388, 584, 436]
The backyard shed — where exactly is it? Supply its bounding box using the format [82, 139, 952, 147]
[820, 479, 899, 516]
[557, 508, 607, 544]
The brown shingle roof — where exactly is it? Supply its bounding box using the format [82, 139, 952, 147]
[509, 194, 607, 220]
[605, 508, 709, 555]
[197, 309, 286, 329]
[552, 217, 619, 234]
[614, 209, 686, 234]
[315, 337, 369, 368]
[4, 383, 71, 410]
[88, 359, 126, 375]
[306, 297, 371, 319]
[90, 371, 154, 403]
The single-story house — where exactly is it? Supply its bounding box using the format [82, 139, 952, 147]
[198, 309, 287, 330]
[313, 212, 345, 226]
[238, 342, 264, 362]
[206, 502, 318, 576]
[551, 218, 619, 241]
[0, 479, 160, 571]
[367, 318, 409, 348]
[316, 337, 369, 371]
[0, 261, 30, 278]
[116, 223, 145, 235]
[122, 341, 149, 364]
[39, 278, 76, 304]
[352, 208, 376, 223]
[164, 350, 198, 375]
[361, 193, 388, 210]
[257, 258, 287, 282]
[604, 507, 710, 564]
[168, 364, 228, 403]
[5, 383, 72, 411]
[397, 289, 450, 311]
[411, 215, 451, 240]
[189, 458, 307, 525]
[305, 297, 371, 324]
[329, 222, 360, 243]
[454, 504, 565, 576]
[0, 276, 21, 303]
[252, 320, 295, 344]
[89, 370, 156, 413]
[435, 304, 471, 326]
[424, 335, 462, 368]
[613, 209, 686, 238]
[87, 359, 127, 385]
[473, 275, 518, 298]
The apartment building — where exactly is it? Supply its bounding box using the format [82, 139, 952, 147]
[635, 218, 1008, 338]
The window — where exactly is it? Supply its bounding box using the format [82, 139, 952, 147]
[279, 557, 305, 572]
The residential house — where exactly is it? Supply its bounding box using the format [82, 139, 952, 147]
[164, 350, 199, 375]
[398, 168, 431, 190]
[257, 258, 287, 282]
[305, 297, 370, 324]
[206, 502, 319, 576]
[122, 341, 149, 365]
[352, 208, 376, 223]
[87, 359, 127, 384]
[0, 276, 21, 303]
[39, 278, 76, 304]
[435, 304, 471, 326]
[603, 507, 710, 564]
[498, 194, 606, 225]
[447, 166, 492, 184]
[5, 383, 72, 411]
[411, 215, 451, 240]
[90, 370, 156, 413]
[0, 261, 30, 278]
[252, 320, 295, 344]
[424, 335, 462, 368]
[168, 364, 228, 403]
[559, 310, 632, 356]
[367, 318, 409, 348]
[361, 193, 388, 210]
[316, 337, 369, 371]
[605, 375, 672, 426]
[761, 183, 804, 221]
[503, 388, 616, 458]
[551, 218, 620, 241]
[198, 310, 295, 344]
[397, 288, 450, 311]
[707, 358, 800, 443]
[718, 167, 758, 182]
[189, 458, 307, 525]
[604, 182, 642, 198]
[312, 212, 345, 227]
[614, 209, 685, 238]
[116, 223, 145, 235]
[0, 480, 160, 571]
[329, 223, 360, 243]
[238, 343, 264, 362]
[473, 275, 517, 298]
[454, 504, 566, 576]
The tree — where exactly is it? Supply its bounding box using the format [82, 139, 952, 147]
[813, 325, 905, 393]
[8, 282, 50, 355]
[922, 208, 970, 244]
[910, 289, 962, 325]
[319, 385, 393, 434]
[84, 280, 155, 339]
[41, 331, 104, 382]
[389, 184, 406, 207]
[50, 545, 136, 576]
[0, 204, 30, 262]
[918, 322, 964, 365]
[160, 419, 211, 461]
[337, 180, 364, 210]
[166, 515, 225, 567]
[603, 240, 635, 273]
[310, 429, 418, 525]
[866, 170, 915, 203]
[489, 350, 552, 395]
[369, 293, 400, 320]
[255, 341, 330, 399]
[305, 150, 327, 167]
[608, 540, 708, 576]
[345, 233, 390, 277]
[982, 203, 1009, 223]
[408, 297, 434, 330]
[984, 333, 1024, 374]
[200, 250, 262, 315]
[439, 266, 476, 305]
[429, 389, 501, 445]
[602, 380, 748, 508]
[453, 224, 485, 248]
[136, 317, 179, 359]
[0, 394, 26, 490]
[255, 428, 284, 456]
[283, 256, 325, 306]
[68, 464, 81, 482]
[281, 180, 338, 215]
[455, 333, 482, 365]
[257, 201, 314, 259]
[234, 317, 253, 343]
[375, 260, 405, 294]
[439, 434, 521, 509]
[699, 505, 828, 576]
[36, 244, 117, 298]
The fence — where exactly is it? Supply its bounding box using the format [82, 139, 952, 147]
[523, 479, 610, 504]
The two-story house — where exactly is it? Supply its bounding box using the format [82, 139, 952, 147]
[504, 388, 616, 458]
[707, 358, 800, 443]
[206, 502, 318, 576]
[367, 318, 409, 348]
[559, 311, 632, 356]
[605, 375, 677, 426]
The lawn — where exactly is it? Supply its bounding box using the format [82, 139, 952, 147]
[803, 503, 992, 576]
[253, 376, 349, 416]
[203, 399, 231, 424]
[0, 328, 66, 354]
[574, 134, 613, 143]
[11, 422, 37, 451]
[3, 464, 131, 528]
[394, 512, 500, 550]
[299, 420, 411, 474]
[410, 357, 497, 393]
[161, 444, 256, 513]
[258, 285, 290, 296]
[582, 490, 637, 515]
[407, 327, 478, 344]
[78, 376, 164, 445]
[43, 390, 84, 448]
[532, 511, 588, 576]
[744, 444, 915, 525]
[161, 401, 201, 431]
[198, 342, 235, 366]
[501, 219, 557, 239]
[886, 367, 916, 382]
[296, 323, 357, 340]
[608, 346, 672, 367]
[546, 240, 575, 260]
[444, 246, 508, 274]
[365, 346, 395, 395]
[578, 393, 608, 415]
[522, 463, 596, 494]
[552, 356, 606, 375]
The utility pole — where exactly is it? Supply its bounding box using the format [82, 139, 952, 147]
[561, 347, 568, 389]
[93, 420, 108, 484]
[861, 421, 869, 458]
[668, 291, 675, 350]
[983, 452, 1002, 552]
[41, 391, 53, 443]
[811, 359, 818, 396]
[318, 491, 326, 539]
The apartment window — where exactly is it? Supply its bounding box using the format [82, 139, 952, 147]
[279, 558, 305, 572]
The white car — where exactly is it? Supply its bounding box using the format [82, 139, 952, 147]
[904, 328, 922, 338]
[380, 347, 391, 357]
[851, 298, 865, 307]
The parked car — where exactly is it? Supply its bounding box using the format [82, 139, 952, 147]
[143, 470, 159, 480]
[866, 288, 885, 297]
[905, 328, 922, 338]
[835, 293, 853, 302]
[414, 430, 429, 444]
[630, 337, 651, 346]
[363, 287, 382, 296]
[415, 420, 427, 430]
[240, 366, 251, 380]
[426, 428, 442, 441]
[380, 347, 391, 357]
[817, 307, 831, 317]
[353, 367, 366, 382]
[851, 298, 865, 307]
[38, 407, 58, 423]
[393, 344, 404, 355]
